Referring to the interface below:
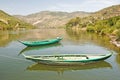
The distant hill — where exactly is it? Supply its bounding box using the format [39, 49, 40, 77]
[14, 4, 120, 29]
[92, 5, 120, 19]
[0, 10, 34, 30]
[15, 11, 91, 28]
[66, 4, 120, 28]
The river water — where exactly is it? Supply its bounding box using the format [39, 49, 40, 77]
[0, 29, 120, 80]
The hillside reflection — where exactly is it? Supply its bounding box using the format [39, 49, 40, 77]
[66, 28, 120, 53]
[116, 54, 120, 67]
[1, 29, 120, 67]
[0, 30, 26, 47]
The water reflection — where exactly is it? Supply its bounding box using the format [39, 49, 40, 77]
[66, 28, 120, 53]
[1, 29, 120, 80]
[27, 61, 112, 75]
[0, 30, 26, 47]
[116, 54, 120, 67]
[1, 29, 120, 66]
[19, 43, 62, 55]
[1, 29, 120, 54]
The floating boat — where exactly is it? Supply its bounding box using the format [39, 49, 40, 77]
[23, 53, 112, 65]
[18, 37, 62, 47]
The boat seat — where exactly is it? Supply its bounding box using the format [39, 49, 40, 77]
[56, 56, 64, 60]
[86, 56, 89, 59]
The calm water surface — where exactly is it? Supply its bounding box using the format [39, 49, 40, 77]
[0, 29, 120, 80]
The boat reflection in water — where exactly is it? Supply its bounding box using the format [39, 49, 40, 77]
[19, 43, 62, 55]
[27, 61, 112, 75]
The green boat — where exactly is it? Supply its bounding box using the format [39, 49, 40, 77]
[23, 53, 112, 65]
[18, 37, 62, 47]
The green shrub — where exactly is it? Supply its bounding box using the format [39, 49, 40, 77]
[86, 26, 95, 32]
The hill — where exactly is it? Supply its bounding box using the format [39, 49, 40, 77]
[66, 4, 120, 43]
[0, 10, 34, 30]
[66, 4, 120, 28]
[15, 11, 91, 28]
[92, 5, 120, 19]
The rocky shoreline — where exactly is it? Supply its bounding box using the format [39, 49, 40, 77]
[109, 35, 120, 48]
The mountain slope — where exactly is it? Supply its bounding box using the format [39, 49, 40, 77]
[66, 4, 120, 28]
[15, 11, 91, 28]
[0, 10, 34, 30]
[92, 5, 120, 19]
[15, 5, 120, 29]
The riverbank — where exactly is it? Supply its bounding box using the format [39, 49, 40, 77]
[69, 27, 120, 48]
[109, 35, 120, 47]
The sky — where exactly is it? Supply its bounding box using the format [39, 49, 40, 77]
[0, 0, 120, 15]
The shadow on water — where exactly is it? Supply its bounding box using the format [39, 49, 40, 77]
[19, 43, 62, 55]
[26, 61, 112, 75]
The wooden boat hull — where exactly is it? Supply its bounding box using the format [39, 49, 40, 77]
[18, 37, 62, 47]
[24, 53, 112, 65]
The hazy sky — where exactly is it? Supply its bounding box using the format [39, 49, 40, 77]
[0, 0, 120, 15]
